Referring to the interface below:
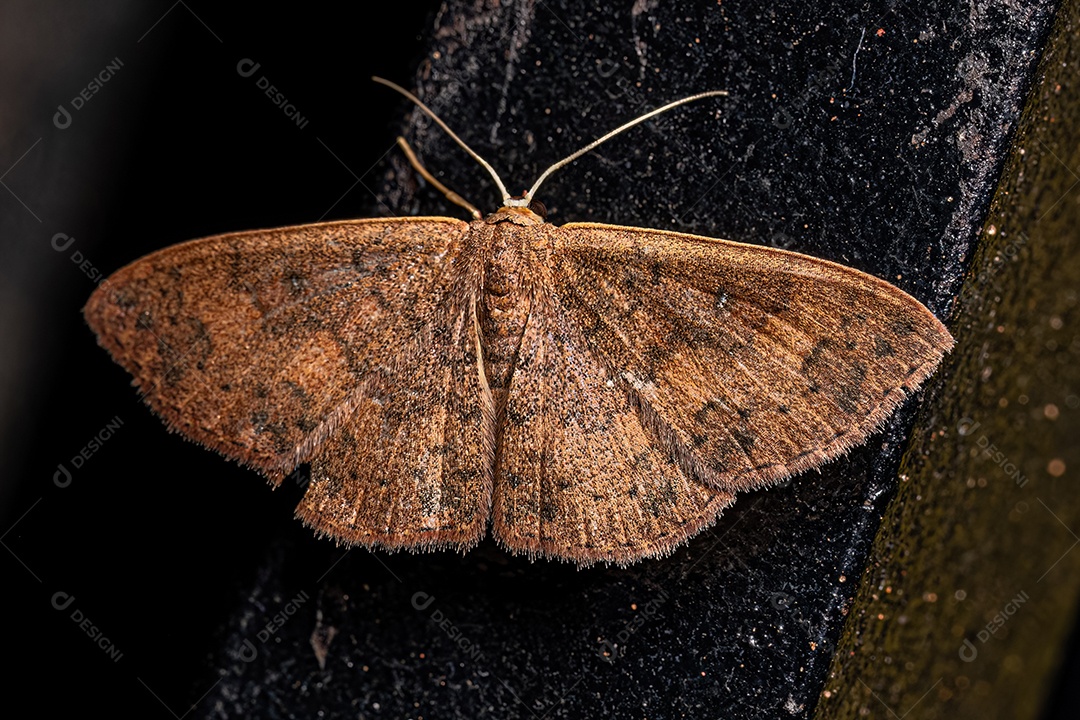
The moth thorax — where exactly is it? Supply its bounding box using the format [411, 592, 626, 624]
[479, 227, 532, 394]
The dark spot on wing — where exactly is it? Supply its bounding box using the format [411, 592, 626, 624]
[875, 337, 896, 357]
[732, 428, 756, 452]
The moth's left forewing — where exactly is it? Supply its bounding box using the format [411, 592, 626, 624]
[552, 222, 953, 493]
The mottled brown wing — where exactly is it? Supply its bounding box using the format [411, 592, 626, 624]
[491, 248, 736, 566]
[493, 221, 951, 565]
[85, 217, 496, 551]
[547, 222, 954, 495]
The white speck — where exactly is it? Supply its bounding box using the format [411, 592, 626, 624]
[621, 371, 654, 392]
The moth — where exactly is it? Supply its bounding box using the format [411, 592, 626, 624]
[85, 78, 953, 566]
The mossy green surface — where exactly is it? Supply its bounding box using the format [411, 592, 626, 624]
[816, 4, 1080, 719]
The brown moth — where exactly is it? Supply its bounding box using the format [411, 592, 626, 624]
[84, 78, 953, 566]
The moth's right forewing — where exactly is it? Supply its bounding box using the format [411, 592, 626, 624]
[84, 217, 471, 481]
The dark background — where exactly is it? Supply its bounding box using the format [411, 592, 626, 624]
[2, 1, 1074, 718]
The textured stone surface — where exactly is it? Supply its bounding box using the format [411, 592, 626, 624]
[817, 4, 1080, 717]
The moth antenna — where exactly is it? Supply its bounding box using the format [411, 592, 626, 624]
[396, 137, 483, 219]
[373, 76, 513, 206]
[515, 90, 729, 207]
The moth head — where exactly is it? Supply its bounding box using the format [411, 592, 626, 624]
[486, 202, 546, 226]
